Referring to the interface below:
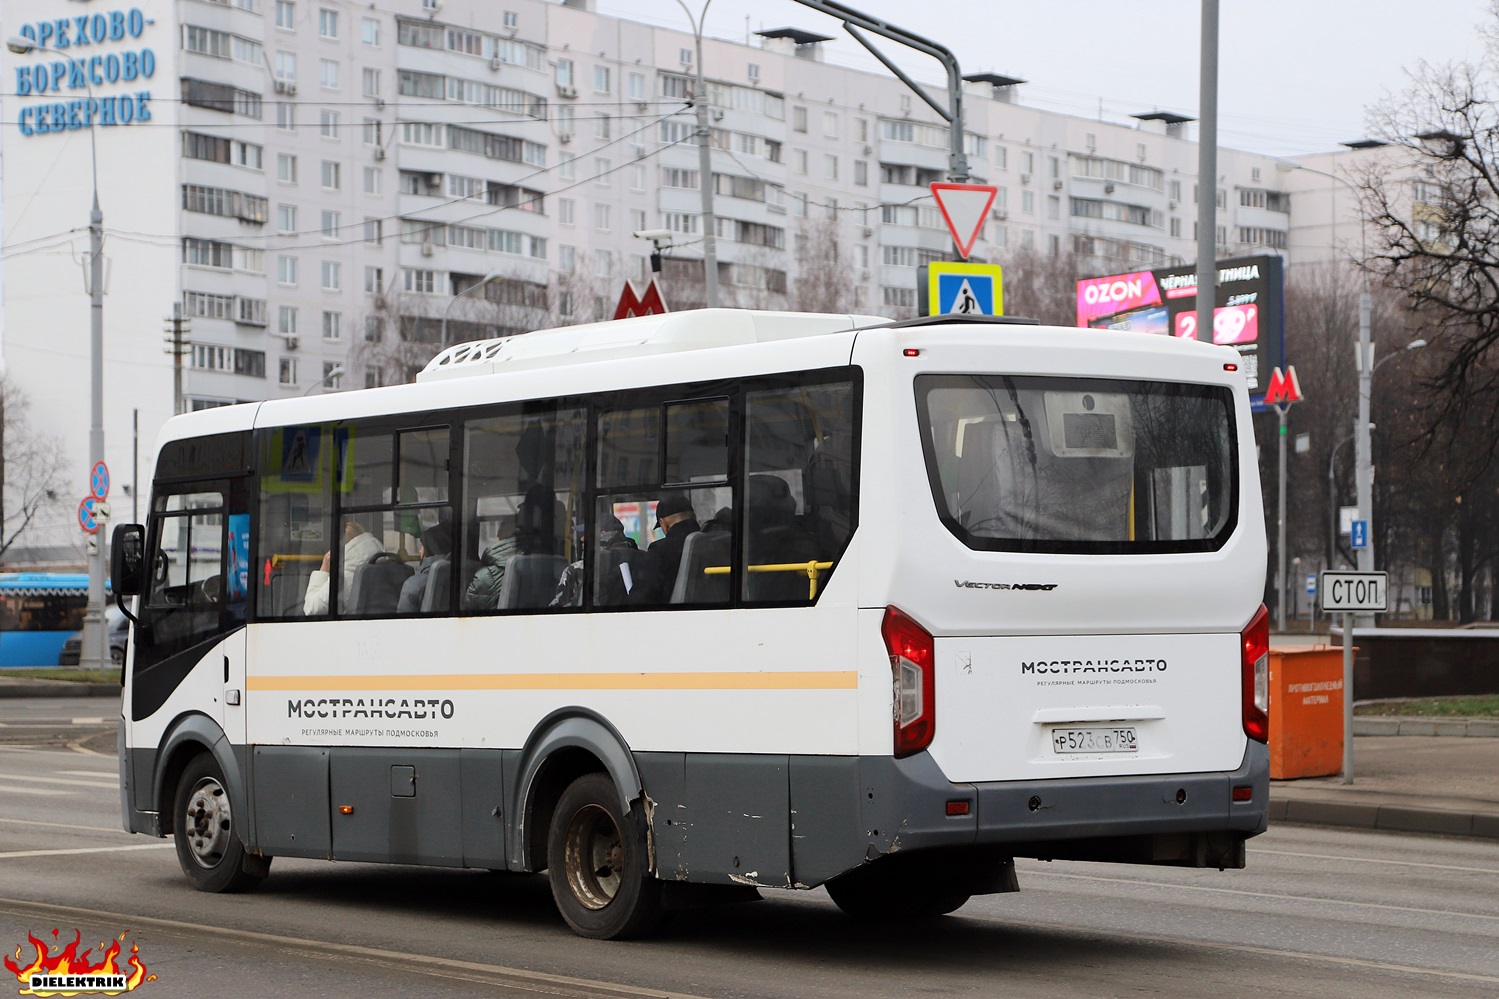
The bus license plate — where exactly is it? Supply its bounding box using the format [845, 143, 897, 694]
[1051, 726, 1138, 754]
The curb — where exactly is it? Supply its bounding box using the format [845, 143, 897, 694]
[0, 680, 120, 699]
[1269, 797, 1499, 840]
[1353, 717, 1499, 738]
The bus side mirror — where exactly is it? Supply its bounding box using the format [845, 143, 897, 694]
[111, 524, 146, 596]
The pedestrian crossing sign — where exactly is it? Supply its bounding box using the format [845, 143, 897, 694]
[925, 261, 1004, 317]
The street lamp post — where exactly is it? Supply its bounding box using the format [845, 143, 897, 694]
[8, 35, 107, 671]
[672, 0, 720, 307]
[1276, 159, 1375, 586]
[439, 270, 504, 352]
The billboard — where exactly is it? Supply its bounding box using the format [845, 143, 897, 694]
[1076, 255, 1285, 400]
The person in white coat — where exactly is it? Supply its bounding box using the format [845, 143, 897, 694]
[304, 520, 385, 615]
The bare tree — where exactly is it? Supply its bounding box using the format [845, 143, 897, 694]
[995, 243, 1082, 326]
[1364, 0, 1499, 469]
[0, 380, 66, 562]
[790, 217, 852, 314]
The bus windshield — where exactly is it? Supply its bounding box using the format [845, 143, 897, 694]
[916, 374, 1237, 555]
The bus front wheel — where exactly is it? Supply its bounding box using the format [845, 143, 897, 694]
[546, 773, 662, 939]
[172, 753, 270, 893]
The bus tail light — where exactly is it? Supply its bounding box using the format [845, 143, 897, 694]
[882, 606, 935, 758]
[1241, 603, 1270, 744]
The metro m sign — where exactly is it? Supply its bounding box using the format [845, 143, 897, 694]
[613, 278, 669, 320]
[1264, 365, 1303, 408]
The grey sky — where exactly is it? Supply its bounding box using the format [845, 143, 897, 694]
[597, 0, 1489, 157]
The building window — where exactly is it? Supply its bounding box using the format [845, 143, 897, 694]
[555, 58, 574, 88]
[594, 157, 611, 186]
[594, 66, 611, 94]
[364, 266, 384, 293]
[362, 68, 380, 97]
[558, 244, 575, 271]
[364, 316, 384, 342]
[321, 260, 341, 291]
[364, 217, 382, 243]
[854, 160, 868, 187]
[319, 109, 339, 137]
[794, 149, 807, 175]
[825, 154, 838, 181]
[559, 154, 575, 182]
[274, 51, 296, 81]
[321, 362, 342, 389]
[279, 357, 298, 386]
[594, 203, 611, 231]
[403, 268, 438, 293]
[322, 311, 342, 340]
[363, 166, 381, 195]
[321, 160, 341, 190]
[321, 209, 340, 238]
[595, 113, 611, 141]
[277, 255, 298, 286]
[503, 10, 519, 29]
[361, 16, 379, 45]
[276, 102, 296, 132]
[558, 198, 575, 226]
[278, 305, 298, 334]
[361, 117, 382, 146]
[823, 111, 838, 139]
[318, 8, 337, 38]
[277, 204, 297, 233]
[628, 71, 645, 100]
[320, 59, 339, 89]
[275, 0, 295, 29]
[793, 106, 807, 132]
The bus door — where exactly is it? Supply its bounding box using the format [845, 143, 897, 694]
[131, 477, 251, 747]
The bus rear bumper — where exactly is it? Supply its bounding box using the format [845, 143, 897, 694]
[857, 741, 1269, 870]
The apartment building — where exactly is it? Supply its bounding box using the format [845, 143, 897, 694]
[1, 0, 1353, 555]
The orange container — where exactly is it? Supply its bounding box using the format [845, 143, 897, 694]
[1268, 646, 1345, 779]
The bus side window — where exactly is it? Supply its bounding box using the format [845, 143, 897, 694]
[257, 425, 334, 618]
[741, 381, 856, 604]
[462, 406, 585, 612]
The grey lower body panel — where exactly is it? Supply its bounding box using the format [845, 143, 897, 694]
[128, 728, 1268, 890]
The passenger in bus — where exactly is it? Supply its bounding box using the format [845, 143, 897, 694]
[464, 484, 555, 610]
[552, 515, 637, 608]
[397, 520, 452, 614]
[703, 506, 735, 534]
[630, 492, 699, 604]
[303, 520, 385, 615]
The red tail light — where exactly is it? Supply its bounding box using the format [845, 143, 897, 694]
[882, 606, 935, 758]
[1241, 603, 1270, 743]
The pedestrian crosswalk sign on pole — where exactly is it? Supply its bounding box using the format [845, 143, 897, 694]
[924, 261, 1004, 317]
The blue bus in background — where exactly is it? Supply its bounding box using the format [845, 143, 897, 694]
[0, 573, 95, 667]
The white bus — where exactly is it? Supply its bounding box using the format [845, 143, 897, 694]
[110, 309, 1269, 939]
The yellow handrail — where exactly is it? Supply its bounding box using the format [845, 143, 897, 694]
[268, 554, 324, 569]
[701, 561, 834, 599]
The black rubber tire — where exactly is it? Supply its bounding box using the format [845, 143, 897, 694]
[546, 773, 662, 939]
[172, 753, 270, 893]
[825, 861, 971, 920]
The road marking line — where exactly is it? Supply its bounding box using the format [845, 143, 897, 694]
[69, 717, 109, 725]
[0, 817, 124, 833]
[0, 785, 70, 797]
[1251, 847, 1499, 875]
[57, 769, 118, 778]
[0, 844, 174, 860]
[0, 896, 715, 999]
[0, 773, 120, 789]
[1027, 868, 1499, 922]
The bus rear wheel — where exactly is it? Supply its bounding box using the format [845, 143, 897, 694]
[172, 753, 270, 893]
[546, 773, 662, 939]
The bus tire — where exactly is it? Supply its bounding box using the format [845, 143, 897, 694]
[825, 862, 971, 920]
[172, 753, 270, 893]
[546, 773, 662, 939]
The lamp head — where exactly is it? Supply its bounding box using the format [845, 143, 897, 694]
[1274, 158, 1303, 174]
[6, 35, 37, 55]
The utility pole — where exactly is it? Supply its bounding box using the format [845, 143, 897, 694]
[163, 305, 190, 416]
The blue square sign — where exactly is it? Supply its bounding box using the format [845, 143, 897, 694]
[1350, 520, 1369, 549]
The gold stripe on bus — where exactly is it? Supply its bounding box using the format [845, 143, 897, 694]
[245, 671, 858, 692]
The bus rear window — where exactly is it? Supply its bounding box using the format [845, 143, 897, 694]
[916, 374, 1237, 554]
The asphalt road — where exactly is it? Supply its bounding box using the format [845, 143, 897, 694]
[2, 701, 1497, 998]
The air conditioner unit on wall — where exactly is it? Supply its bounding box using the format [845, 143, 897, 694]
[490, 56, 503, 71]
[373, 147, 386, 161]
[558, 131, 573, 144]
[556, 83, 577, 99]
[1052, 179, 1063, 191]
[1103, 182, 1115, 194]
[274, 80, 297, 96]
[421, 242, 435, 257]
